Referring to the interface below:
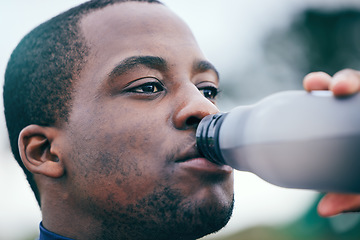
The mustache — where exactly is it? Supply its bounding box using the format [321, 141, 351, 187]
[164, 131, 199, 163]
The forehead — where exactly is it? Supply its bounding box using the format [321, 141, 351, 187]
[80, 2, 198, 57]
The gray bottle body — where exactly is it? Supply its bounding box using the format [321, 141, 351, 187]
[196, 90, 360, 193]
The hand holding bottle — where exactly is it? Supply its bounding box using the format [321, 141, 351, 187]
[303, 69, 360, 217]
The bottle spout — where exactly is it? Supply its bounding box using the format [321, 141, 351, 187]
[196, 113, 227, 165]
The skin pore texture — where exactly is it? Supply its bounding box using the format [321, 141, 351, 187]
[34, 2, 234, 240]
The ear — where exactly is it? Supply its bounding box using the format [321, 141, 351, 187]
[18, 125, 65, 178]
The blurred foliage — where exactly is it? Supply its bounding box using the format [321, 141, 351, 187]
[264, 8, 360, 77]
[219, 7, 360, 108]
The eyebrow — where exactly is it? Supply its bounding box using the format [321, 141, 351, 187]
[108, 56, 168, 79]
[193, 60, 219, 81]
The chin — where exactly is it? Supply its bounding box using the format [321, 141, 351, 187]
[167, 175, 235, 239]
[175, 194, 235, 240]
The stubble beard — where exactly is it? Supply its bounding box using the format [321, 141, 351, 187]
[98, 185, 234, 240]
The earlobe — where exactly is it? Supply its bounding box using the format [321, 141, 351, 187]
[18, 125, 65, 178]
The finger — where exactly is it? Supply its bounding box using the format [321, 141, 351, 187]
[317, 193, 360, 217]
[303, 72, 332, 92]
[330, 69, 360, 96]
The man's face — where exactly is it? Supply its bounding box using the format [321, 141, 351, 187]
[60, 2, 234, 239]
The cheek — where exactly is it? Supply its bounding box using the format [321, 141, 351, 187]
[65, 107, 172, 205]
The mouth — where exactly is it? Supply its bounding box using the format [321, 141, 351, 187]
[175, 146, 233, 175]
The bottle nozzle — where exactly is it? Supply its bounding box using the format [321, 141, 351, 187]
[196, 113, 227, 165]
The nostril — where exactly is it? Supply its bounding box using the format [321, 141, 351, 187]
[185, 116, 201, 127]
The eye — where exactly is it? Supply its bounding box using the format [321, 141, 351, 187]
[199, 86, 219, 100]
[129, 82, 164, 94]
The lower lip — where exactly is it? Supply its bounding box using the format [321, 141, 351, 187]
[178, 157, 233, 175]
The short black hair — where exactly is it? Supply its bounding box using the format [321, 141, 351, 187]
[3, 0, 162, 206]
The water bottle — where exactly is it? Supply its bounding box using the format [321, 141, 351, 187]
[196, 90, 360, 193]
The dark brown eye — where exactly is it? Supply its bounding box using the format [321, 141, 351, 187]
[199, 87, 219, 99]
[132, 82, 164, 93]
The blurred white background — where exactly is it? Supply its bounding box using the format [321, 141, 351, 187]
[2, 1, 360, 239]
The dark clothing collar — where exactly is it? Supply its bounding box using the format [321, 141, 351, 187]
[39, 222, 74, 240]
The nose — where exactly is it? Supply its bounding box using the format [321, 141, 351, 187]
[172, 86, 219, 130]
